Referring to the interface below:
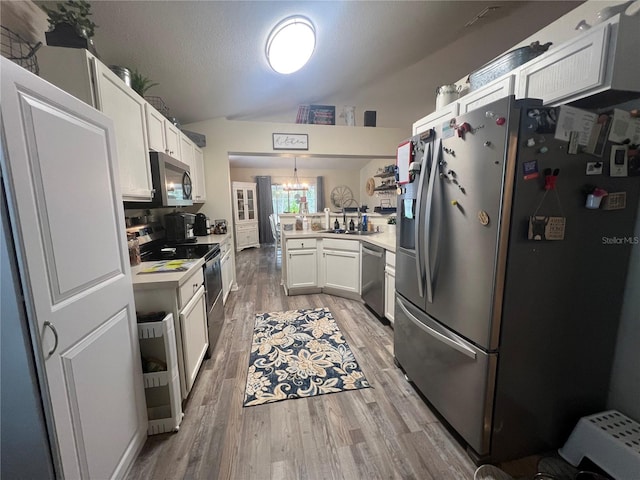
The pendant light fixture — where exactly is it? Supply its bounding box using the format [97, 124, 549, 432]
[283, 157, 308, 191]
[266, 15, 316, 74]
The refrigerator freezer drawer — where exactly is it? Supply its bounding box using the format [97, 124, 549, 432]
[394, 295, 497, 456]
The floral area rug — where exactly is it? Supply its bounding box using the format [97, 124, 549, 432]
[243, 307, 370, 407]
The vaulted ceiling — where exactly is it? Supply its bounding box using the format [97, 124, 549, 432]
[71, 0, 581, 131]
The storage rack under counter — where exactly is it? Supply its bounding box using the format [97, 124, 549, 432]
[137, 314, 183, 435]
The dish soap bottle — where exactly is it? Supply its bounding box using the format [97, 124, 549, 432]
[334, 218, 340, 230]
[349, 218, 355, 231]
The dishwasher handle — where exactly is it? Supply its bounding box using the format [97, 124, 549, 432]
[362, 245, 383, 258]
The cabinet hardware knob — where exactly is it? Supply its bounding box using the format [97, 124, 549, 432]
[44, 321, 59, 356]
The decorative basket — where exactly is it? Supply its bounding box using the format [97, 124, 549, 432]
[1, 26, 42, 75]
[144, 95, 170, 116]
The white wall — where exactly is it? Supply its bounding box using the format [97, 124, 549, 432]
[229, 166, 361, 213]
[359, 159, 398, 211]
[181, 118, 405, 227]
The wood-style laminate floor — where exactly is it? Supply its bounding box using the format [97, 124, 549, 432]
[127, 246, 477, 480]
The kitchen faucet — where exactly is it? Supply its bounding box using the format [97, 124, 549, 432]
[343, 199, 362, 231]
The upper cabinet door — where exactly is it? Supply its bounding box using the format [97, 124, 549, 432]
[193, 147, 206, 203]
[180, 134, 194, 170]
[91, 59, 152, 201]
[1, 57, 146, 480]
[164, 122, 181, 160]
[516, 23, 609, 105]
[145, 103, 166, 153]
[413, 102, 459, 135]
[458, 75, 515, 114]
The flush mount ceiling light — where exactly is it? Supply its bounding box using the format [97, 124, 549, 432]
[266, 16, 315, 74]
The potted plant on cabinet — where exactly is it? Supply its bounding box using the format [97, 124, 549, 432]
[42, 0, 98, 53]
[130, 69, 159, 97]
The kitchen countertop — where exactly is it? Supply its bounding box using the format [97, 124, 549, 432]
[130, 233, 231, 290]
[131, 257, 204, 290]
[283, 229, 396, 252]
[191, 233, 231, 245]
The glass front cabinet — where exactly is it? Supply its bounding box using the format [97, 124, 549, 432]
[232, 182, 260, 251]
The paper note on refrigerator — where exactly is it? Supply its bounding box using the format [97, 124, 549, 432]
[608, 109, 640, 144]
[554, 105, 596, 146]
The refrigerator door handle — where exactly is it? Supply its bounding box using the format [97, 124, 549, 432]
[414, 141, 431, 298]
[423, 139, 441, 304]
[397, 298, 477, 360]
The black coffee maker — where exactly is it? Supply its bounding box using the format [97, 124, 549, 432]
[194, 213, 208, 236]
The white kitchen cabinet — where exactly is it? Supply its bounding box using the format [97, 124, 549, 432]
[180, 133, 195, 171]
[133, 266, 208, 400]
[320, 238, 360, 296]
[286, 239, 318, 290]
[138, 314, 183, 435]
[516, 14, 640, 106]
[165, 122, 181, 159]
[144, 104, 183, 160]
[1, 57, 146, 478]
[192, 146, 206, 203]
[232, 182, 259, 251]
[38, 46, 153, 202]
[384, 251, 396, 324]
[413, 102, 459, 135]
[221, 237, 235, 304]
[458, 75, 515, 114]
[145, 103, 167, 153]
[179, 286, 208, 394]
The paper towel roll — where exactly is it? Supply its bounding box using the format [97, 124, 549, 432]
[324, 208, 330, 229]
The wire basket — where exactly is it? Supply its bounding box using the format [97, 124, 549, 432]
[144, 95, 170, 116]
[1, 26, 42, 75]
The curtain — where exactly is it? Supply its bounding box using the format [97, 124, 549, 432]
[316, 176, 325, 211]
[256, 176, 274, 244]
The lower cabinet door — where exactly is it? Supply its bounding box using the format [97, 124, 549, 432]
[323, 249, 360, 293]
[287, 250, 317, 288]
[385, 268, 396, 323]
[179, 286, 208, 394]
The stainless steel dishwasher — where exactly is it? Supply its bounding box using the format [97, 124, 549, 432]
[361, 242, 385, 317]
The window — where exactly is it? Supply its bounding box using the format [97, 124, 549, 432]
[272, 183, 316, 214]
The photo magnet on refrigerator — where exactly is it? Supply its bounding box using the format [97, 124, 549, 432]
[586, 162, 603, 175]
[523, 160, 539, 180]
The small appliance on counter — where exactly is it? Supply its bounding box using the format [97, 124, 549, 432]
[194, 213, 210, 236]
[164, 212, 196, 243]
[213, 219, 227, 234]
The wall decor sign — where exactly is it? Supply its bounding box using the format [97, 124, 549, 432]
[273, 133, 309, 150]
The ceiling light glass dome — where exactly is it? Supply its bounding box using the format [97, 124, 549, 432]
[266, 16, 315, 74]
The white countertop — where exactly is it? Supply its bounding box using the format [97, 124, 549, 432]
[131, 258, 204, 290]
[191, 233, 231, 244]
[130, 233, 231, 290]
[283, 229, 396, 252]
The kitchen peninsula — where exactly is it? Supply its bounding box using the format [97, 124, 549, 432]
[279, 212, 397, 322]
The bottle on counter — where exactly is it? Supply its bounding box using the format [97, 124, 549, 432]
[127, 233, 141, 266]
[362, 215, 368, 232]
[303, 216, 309, 231]
[349, 218, 355, 231]
[334, 218, 340, 230]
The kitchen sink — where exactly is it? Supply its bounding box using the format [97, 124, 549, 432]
[320, 229, 379, 236]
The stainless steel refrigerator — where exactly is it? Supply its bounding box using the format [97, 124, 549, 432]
[394, 96, 639, 462]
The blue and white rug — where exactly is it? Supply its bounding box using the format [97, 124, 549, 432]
[243, 307, 370, 407]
